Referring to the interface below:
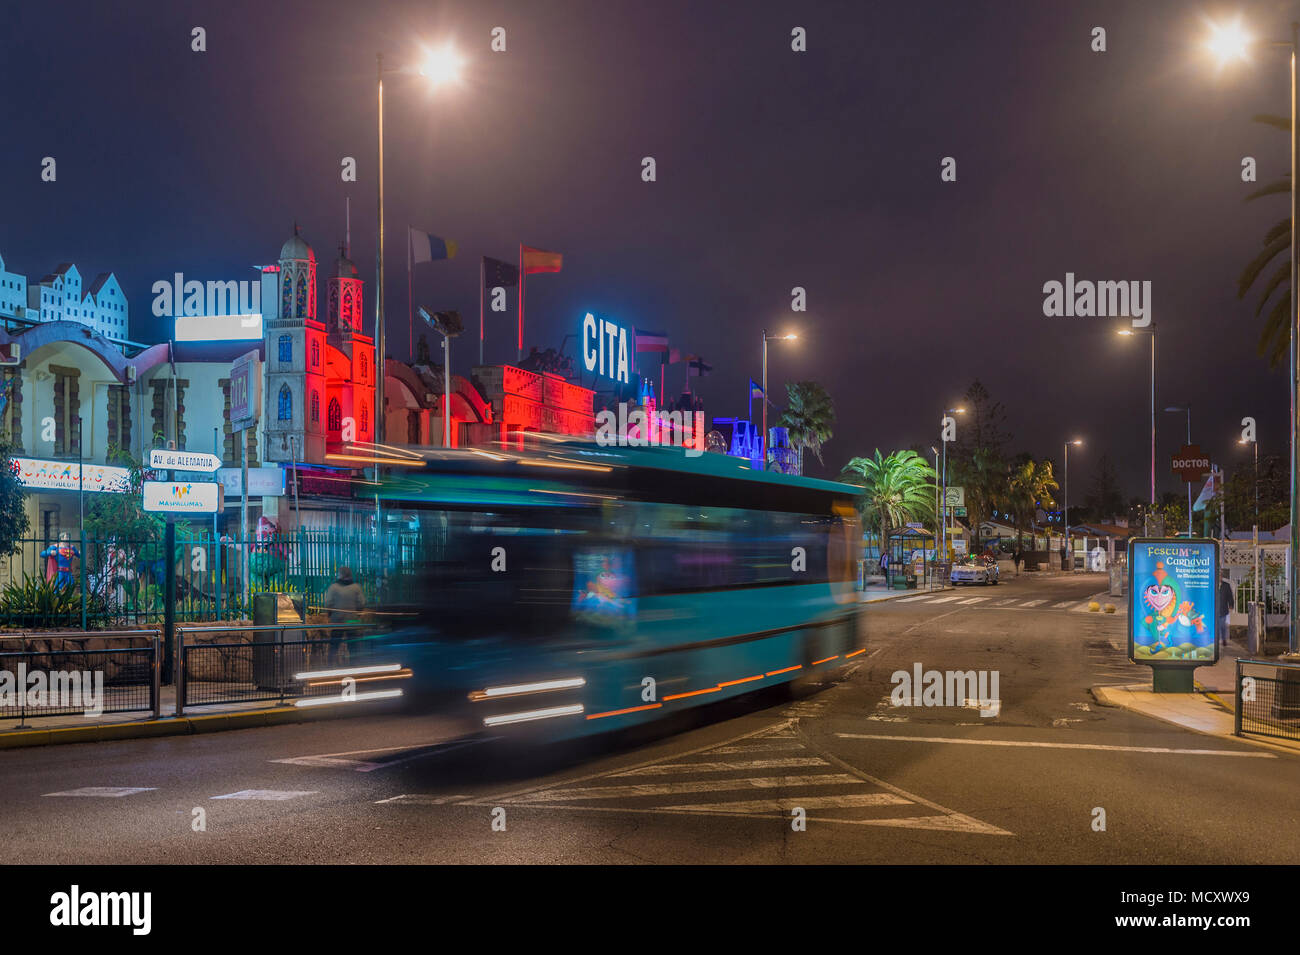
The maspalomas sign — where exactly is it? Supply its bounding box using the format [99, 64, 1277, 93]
[1170, 444, 1211, 484]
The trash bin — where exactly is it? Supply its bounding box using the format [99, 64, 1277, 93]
[1108, 564, 1125, 597]
[252, 592, 307, 692]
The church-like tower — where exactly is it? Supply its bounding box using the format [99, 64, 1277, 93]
[264, 226, 327, 464]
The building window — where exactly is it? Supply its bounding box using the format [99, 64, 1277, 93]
[310, 390, 319, 423]
[328, 397, 341, 431]
[278, 335, 291, 363]
[296, 274, 307, 317]
[361, 405, 368, 433]
[310, 339, 319, 367]
[278, 384, 292, 421]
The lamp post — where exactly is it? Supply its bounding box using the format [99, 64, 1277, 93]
[1165, 404, 1193, 536]
[1240, 434, 1262, 613]
[1117, 325, 1156, 513]
[375, 43, 464, 445]
[1202, 12, 1298, 650]
[760, 330, 797, 468]
[940, 406, 966, 558]
[1064, 439, 1082, 573]
[418, 307, 464, 447]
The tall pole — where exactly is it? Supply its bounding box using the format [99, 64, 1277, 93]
[443, 333, 452, 447]
[1290, 24, 1299, 652]
[375, 53, 386, 445]
[761, 330, 769, 470]
[941, 430, 948, 558]
[1185, 406, 1193, 537]
[78, 418, 86, 632]
[1064, 441, 1069, 573]
[479, 257, 485, 367]
[213, 427, 221, 623]
[1150, 332, 1156, 509]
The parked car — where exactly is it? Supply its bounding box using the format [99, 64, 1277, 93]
[950, 555, 999, 586]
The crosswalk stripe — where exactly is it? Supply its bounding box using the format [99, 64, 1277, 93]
[44, 787, 156, 798]
[1052, 601, 1074, 608]
[510, 774, 863, 802]
[211, 790, 320, 800]
[1019, 599, 1045, 607]
[709, 740, 806, 754]
[835, 733, 1275, 757]
[613, 757, 828, 776]
[897, 594, 937, 603]
[660, 793, 913, 813]
[993, 598, 1018, 606]
[959, 596, 989, 604]
[926, 595, 963, 603]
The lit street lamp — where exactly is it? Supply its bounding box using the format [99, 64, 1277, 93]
[1064, 438, 1082, 572]
[1201, 12, 1298, 651]
[760, 330, 797, 468]
[376, 43, 464, 445]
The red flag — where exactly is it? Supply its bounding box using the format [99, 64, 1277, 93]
[521, 246, 563, 274]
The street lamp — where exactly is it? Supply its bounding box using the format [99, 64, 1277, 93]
[376, 43, 464, 445]
[418, 307, 463, 447]
[760, 330, 797, 468]
[1165, 404, 1193, 536]
[1117, 325, 1156, 512]
[1064, 438, 1082, 573]
[1200, 12, 1299, 650]
[1239, 434, 1261, 528]
[1240, 433, 1262, 614]
[940, 406, 966, 558]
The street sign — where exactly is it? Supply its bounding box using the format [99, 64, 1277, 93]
[1170, 444, 1211, 484]
[953, 506, 967, 517]
[229, 350, 262, 432]
[944, 486, 964, 508]
[906, 521, 923, 529]
[149, 449, 222, 472]
[217, 466, 285, 498]
[143, 481, 224, 514]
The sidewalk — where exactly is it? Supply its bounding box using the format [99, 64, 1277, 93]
[0, 684, 366, 750]
[1092, 642, 1300, 756]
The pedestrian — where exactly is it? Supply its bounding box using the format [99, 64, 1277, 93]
[1218, 573, 1235, 650]
[323, 565, 365, 666]
[1012, 545, 1022, 577]
[879, 549, 889, 579]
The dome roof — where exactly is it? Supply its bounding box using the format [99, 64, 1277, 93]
[280, 226, 314, 262]
[332, 251, 359, 280]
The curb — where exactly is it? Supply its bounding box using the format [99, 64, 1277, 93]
[1090, 683, 1300, 757]
[0, 703, 351, 751]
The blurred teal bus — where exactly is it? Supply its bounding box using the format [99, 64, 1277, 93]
[375, 440, 864, 740]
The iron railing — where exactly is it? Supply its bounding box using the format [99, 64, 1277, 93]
[1235, 658, 1300, 741]
[176, 620, 397, 714]
[0, 629, 161, 722]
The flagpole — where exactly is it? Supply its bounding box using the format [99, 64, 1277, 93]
[517, 244, 524, 364]
[479, 257, 485, 367]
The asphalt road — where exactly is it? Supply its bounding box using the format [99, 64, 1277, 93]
[1, 572, 1293, 864]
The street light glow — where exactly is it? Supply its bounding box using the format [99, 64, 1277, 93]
[1206, 18, 1251, 66]
[418, 43, 465, 86]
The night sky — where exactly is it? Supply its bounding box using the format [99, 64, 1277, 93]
[2, 0, 1293, 496]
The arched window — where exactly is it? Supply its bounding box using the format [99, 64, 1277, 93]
[295, 275, 307, 317]
[278, 334, 291, 363]
[360, 359, 367, 381]
[342, 287, 353, 325]
[280, 272, 292, 318]
[278, 384, 292, 421]
[361, 405, 369, 433]
[310, 339, 320, 368]
[310, 390, 320, 423]
[328, 398, 341, 431]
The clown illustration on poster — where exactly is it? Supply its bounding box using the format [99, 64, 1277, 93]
[1128, 538, 1219, 666]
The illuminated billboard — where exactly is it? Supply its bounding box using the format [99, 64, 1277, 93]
[1128, 537, 1220, 665]
[12, 458, 131, 494]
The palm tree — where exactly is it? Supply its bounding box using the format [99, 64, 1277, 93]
[840, 450, 937, 559]
[777, 381, 835, 474]
[1237, 113, 1292, 367]
[1007, 458, 1058, 557]
[952, 447, 1006, 551]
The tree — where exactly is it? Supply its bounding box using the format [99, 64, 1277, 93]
[953, 380, 1012, 463]
[1007, 458, 1058, 554]
[840, 450, 937, 553]
[1236, 113, 1292, 367]
[777, 380, 835, 473]
[1083, 454, 1125, 522]
[953, 447, 1006, 551]
[0, 443, 30, 555]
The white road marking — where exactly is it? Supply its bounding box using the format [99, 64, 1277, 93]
[1051, 718, 1083, 727]
[897, 595, 937, 603]
[959, 596, 990, 604]
[835, 733, 1275, 757]
[926, 595, 963, 604]
[1052, 601, 1074, 608]
[510, 775, 863, 802]
[271, 738, 483, 772]
[660, 793, 912, 812]
[44, 787, 156, 798]
[1019, 599, 1045, 607]
[613, 757, 828, 776]
[273, 756, 383, 771]
[375, 793, 471, 805]
[709, 740, 805, 754]
[211, 789, 320, 800]
[993, 598, 1018, 606]
[1070, 702, 1092, 711]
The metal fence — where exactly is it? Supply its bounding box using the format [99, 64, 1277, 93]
[0, 529, 433, 629]
[176, 621, 398, 714]
[0, 630, 161, 721]
[1235, 658, 1300, 742]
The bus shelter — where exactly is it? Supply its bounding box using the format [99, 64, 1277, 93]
[887, 526, 935, 590]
